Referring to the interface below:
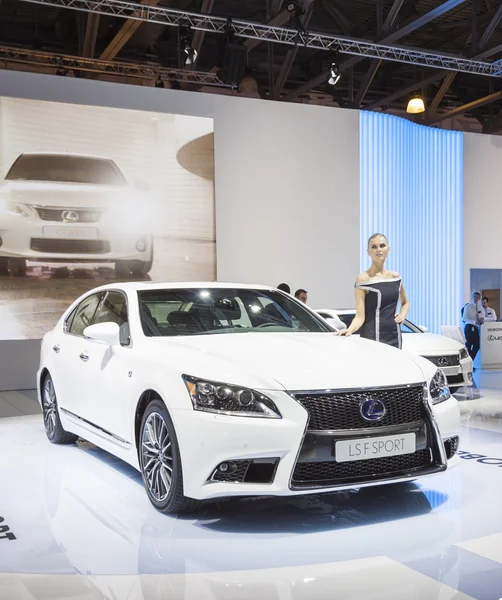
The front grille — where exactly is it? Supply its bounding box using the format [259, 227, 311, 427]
[292, 449, 432, 487]
[30, 238, 110, 254]
[424, 354, 460, 367]
[444, 436, 459, 459]
[295, 385, 423, 431]
[35, 207, 103, 223]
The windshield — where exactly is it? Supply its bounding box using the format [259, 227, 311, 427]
[138, 288, 331, 337]
[5, 155, 127, 185]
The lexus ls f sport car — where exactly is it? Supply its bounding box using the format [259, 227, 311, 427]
[0, 153, 153, 277]
[38, 283, 461, 514]
[316, 309, 473, 393]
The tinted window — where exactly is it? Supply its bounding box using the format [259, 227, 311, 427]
[337, 313, 354, 328]
[138, 288, 330, 337]
[69, 293, 102, 336]
[95, 291, 130, 345]
[6, 155, 126, 185]
[401, 319, 422, 333]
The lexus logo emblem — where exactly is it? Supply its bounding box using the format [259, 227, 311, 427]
[360, 398, 386, 422]
[62, 210, 79, 223]
[438, 357, 448, 366]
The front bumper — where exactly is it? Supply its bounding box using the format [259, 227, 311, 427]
[173, 389, 461, 501]
[0, 213, 152, 263]
[442, 356, 473, 388]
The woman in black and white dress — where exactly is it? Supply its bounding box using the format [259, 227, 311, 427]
[340, 233, 409, 349]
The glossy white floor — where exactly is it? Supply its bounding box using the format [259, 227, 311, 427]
[0, 373, 501, 600]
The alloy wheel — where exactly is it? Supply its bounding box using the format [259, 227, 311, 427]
[43, 378, 57, 438]
[142, 412, 173, 502]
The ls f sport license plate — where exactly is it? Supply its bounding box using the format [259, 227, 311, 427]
[334, 432, 416, 463]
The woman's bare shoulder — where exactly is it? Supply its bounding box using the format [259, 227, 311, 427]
[356, 272, 371, 283]
[389, 271, 401, 278]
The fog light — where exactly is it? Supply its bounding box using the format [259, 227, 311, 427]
[218, 461, 236, 473]
[136, 237, 147, 252]
[0, 237, 3, 247]
[468, 372, 473, 380]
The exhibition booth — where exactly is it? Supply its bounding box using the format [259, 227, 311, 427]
[1, 67, 502, 600]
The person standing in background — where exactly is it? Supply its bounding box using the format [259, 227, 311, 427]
[482, 297, 497, 321]
[462, 292, 484, 360]
[295, 289, 308, 304]
[277, 283, 291, 294]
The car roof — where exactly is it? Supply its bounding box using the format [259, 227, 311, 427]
[86, 281, 282, 294]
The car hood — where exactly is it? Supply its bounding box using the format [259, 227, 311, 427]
[0, 180, 129, 207]
[402, 332, 463, 355]
[150, 333, 435, 391]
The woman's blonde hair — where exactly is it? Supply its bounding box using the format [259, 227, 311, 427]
[367, 233, 388, 248]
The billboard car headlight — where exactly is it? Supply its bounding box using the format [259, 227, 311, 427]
[429, 369, 451, 405]
[459, 347, 469, 360]
[183, 375, 282, 418]
[7, 202, 32, 217]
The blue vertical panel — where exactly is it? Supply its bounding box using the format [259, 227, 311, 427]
[359, 111, 463, 334]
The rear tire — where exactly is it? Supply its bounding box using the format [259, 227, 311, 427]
[42, 374, 78, 445]
[0, 258, 9, 275]
[9, 258, 26, 277]
[139, 399, 200, 514]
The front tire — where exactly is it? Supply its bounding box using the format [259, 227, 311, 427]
[139, 399, 200, 514]
[42, 374, 78, 445]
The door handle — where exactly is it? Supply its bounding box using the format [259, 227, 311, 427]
[79, 353, 89, 362]
[53, 344, 60, 354]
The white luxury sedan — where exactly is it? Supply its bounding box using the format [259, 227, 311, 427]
[0, 153, 153, 277]
[316, 309, 473, 394]
[38, 283, 461, 514]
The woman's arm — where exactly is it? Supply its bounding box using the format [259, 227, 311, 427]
[341, 286, 366, 336]
[395, 283, 409, 324]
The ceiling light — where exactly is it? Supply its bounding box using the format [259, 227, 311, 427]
[406, 96, 425, 114]
[183, 45, 198, 66]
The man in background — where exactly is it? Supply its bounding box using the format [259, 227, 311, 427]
[462, 291, 484, 360]
[277, 283, 291, 294]
[295, 289, 308, 304]
[482, 297, 497, 321]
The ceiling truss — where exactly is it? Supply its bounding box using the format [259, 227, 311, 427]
[14, 0, 502, 78]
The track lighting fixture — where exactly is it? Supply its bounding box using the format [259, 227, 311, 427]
[328, 55, 341, 86]
[179, 24, 197, 66]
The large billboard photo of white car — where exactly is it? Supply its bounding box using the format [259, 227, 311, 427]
[0, 96, 215, 340]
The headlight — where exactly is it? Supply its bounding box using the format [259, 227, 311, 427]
[459, 347, 469, 360]
[182, 375, 282, 419]
[7, 202, 32, 217]
[429, 369, 451, 405]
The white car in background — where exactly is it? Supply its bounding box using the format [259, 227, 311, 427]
[38, 283, 460, 514]
[0, 153, 153, 277]
[316, 309, 473, 393]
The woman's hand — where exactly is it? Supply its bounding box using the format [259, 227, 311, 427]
[394, 313, 405, 324]
[335, 329, 353, 336]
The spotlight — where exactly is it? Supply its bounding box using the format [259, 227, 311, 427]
[287, 2, 305, 16]
[179, 24, 197, 66]
[328, 61, 341, 86]
[155, 76, 164, 88]
[56, 68, 67, 77]
[406, 95, 425, 114]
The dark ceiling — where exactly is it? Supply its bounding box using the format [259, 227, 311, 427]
[2, 0, 502, 132]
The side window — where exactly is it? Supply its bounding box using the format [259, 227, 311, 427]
[95, 291, 130, 345]
[68, 293, 102, 337]
[63, 307, 77, 332]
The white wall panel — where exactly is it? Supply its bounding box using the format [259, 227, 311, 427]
[214, 96, 360, 308]
[464, 132, 502, 302]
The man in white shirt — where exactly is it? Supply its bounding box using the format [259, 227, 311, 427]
[462, 292, 484, 360]
[482, 297, 497, 321]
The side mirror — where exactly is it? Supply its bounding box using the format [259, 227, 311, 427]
[325, 318, 347, 331]
[83, 322, 121, 346]
[418, 325, 428, 333]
